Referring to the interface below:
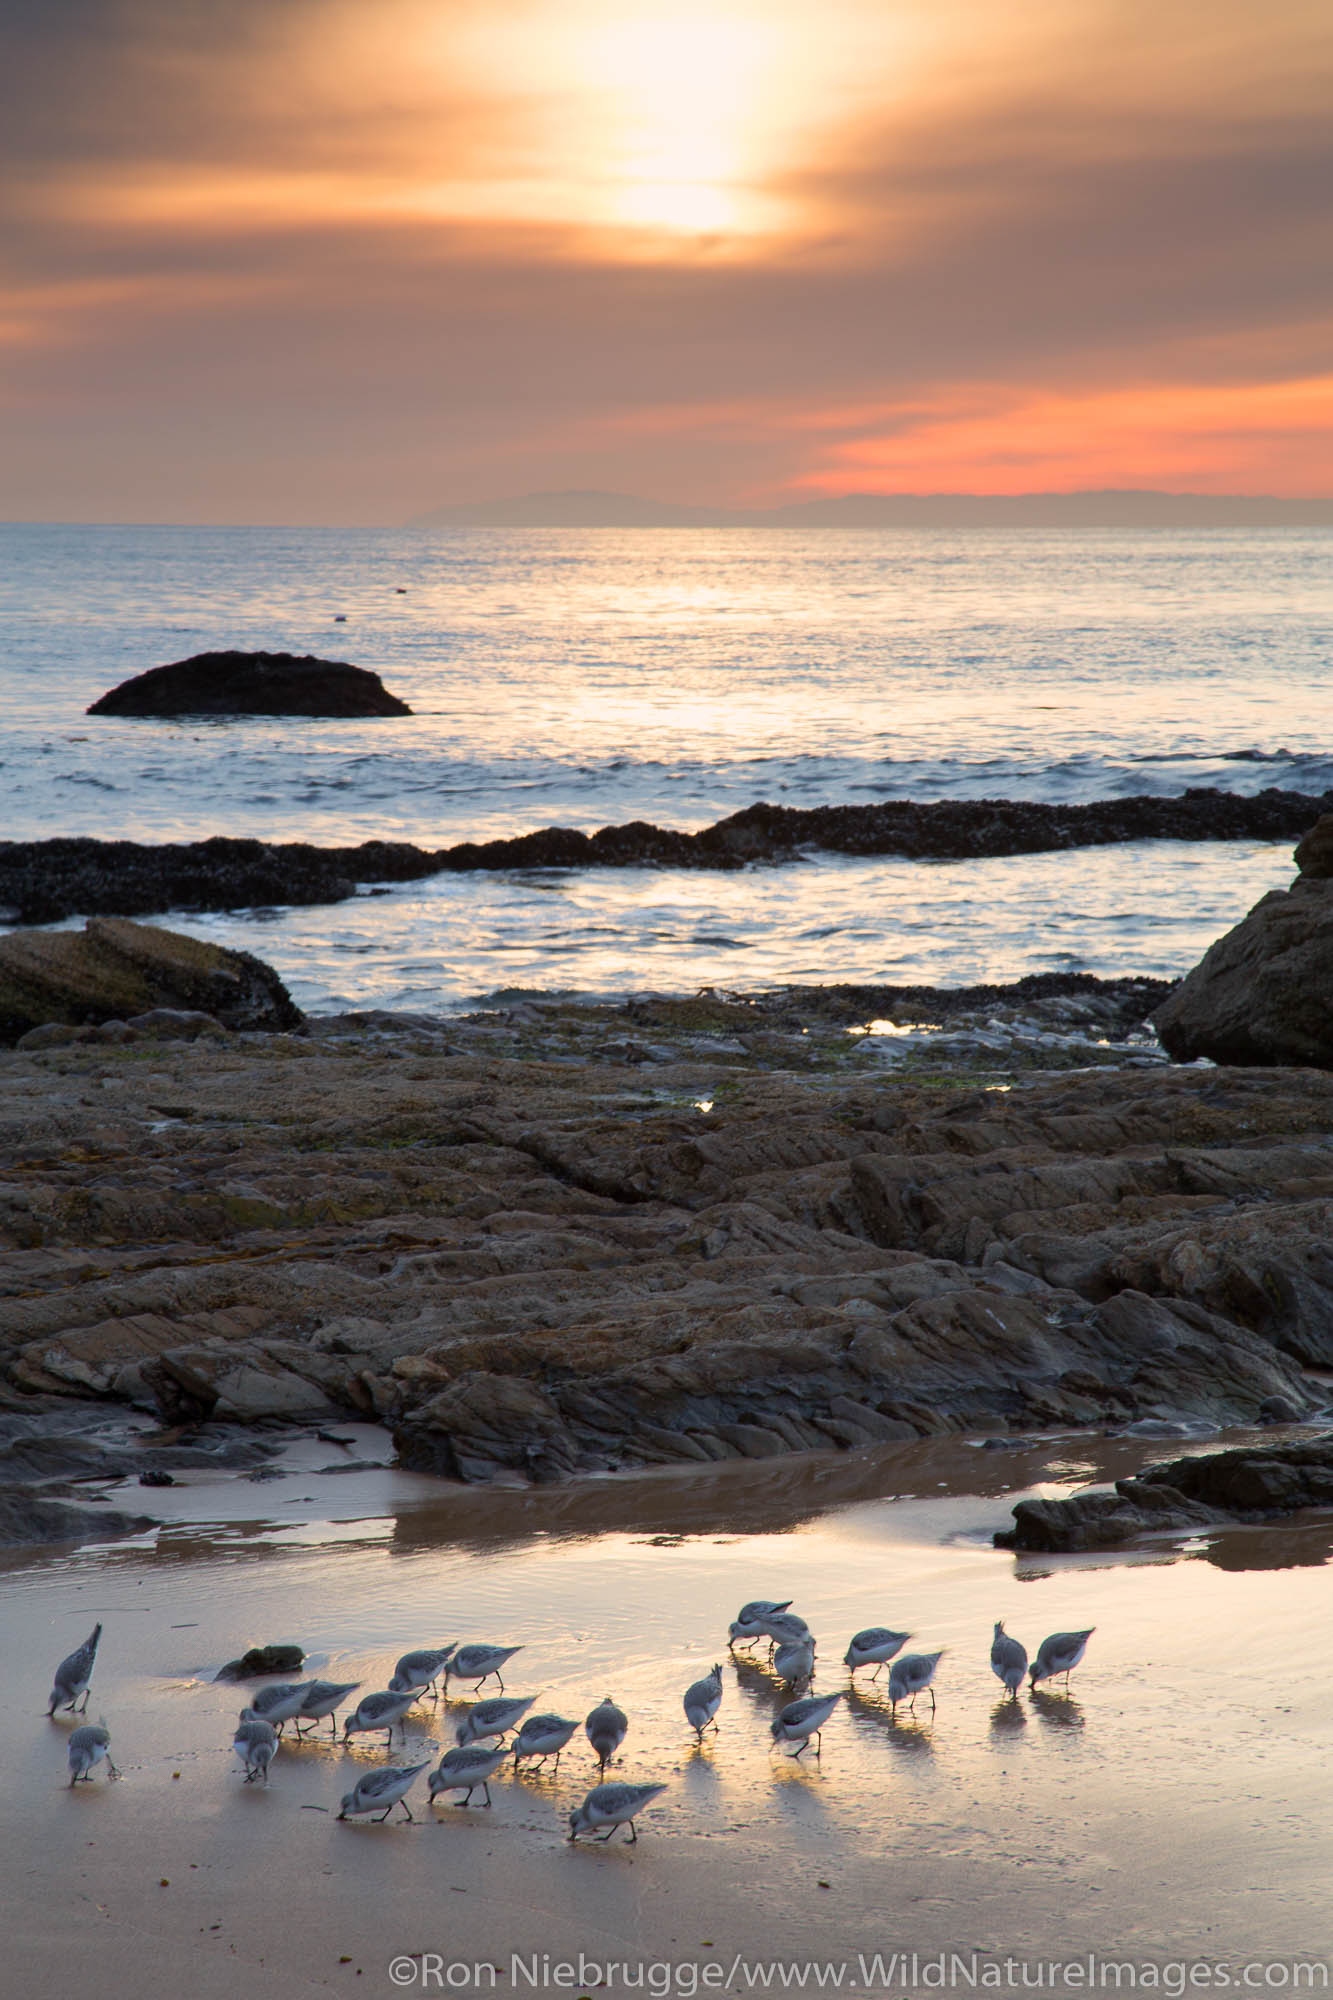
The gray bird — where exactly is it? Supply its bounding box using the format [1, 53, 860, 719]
[342, 1688, 418, 1747]
[249, 1681, 318, 1735]
[295, 1679, 361, 1737]
[389, 1646, 456, 1698]
[512, 1713, 578, 1771]
[770, 1691, 842, 1758]
[338, 1761, 430, 1823]
[887, 1651, 945, 1714]
[453, 1695, 536, 1746]
[428, 1744, 508, 1807]
[844, 1628, 912, 1679]
[682, 1663, 724, 1739]
[1029, 1629, 1094, 1689]
[443, 1644, 522, 1693]
[772, 1638, 816, 1689]
[990, 1622, 1028, 1698]
[585, 1696, 628, 1771]
[68, 1723, 117, 1786]
[568, 1781, 667, 1844]
[234, 1710, 279, 1783]
[48, 1624, 101, 1717]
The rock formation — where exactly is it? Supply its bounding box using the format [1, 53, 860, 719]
[87, 650, 412, 717]
[0, 917, 304, 1044]
[1152, 813, 1333, 1065]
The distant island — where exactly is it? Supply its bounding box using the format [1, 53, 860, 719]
[409, 488, 1333, 529]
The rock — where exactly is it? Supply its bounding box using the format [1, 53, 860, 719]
[214, 1643, 306, 1681]
[996, 1433, 1333, 1548]
[1152, 825, 1333, 1064]
[0, 1488, 158, 1545]
[87, 650, 411, 718]
[0, 917, 303, 1044]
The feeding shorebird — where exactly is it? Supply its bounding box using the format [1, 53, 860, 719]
[728, 1600, 792, 1651]
[295, 1680, 362, 1737]
[763, 1612, 813, 1653]
[584, 1696, 628, 1772]
[48, 1624, 101, 1717]
[772, 1638, 816, 1689]
[990, 1623, 1028, 1698]
[1029, 1629, 1094, 1689]
[389, 1646, 456, 1698]
[443, 1644, 523, 1694]
[342, 1688, 419, 1747]
[233, 1710, 279, 1783]
[428, 1744, 508, 1807]
[453, 1695, 536, 1747]
[512, 1713, 578, 1771]
[248, 1681, 317, 1736]
[682, 1663, 724, 1740]
[844, 1628, 912, 1680]
[888, 1652, 944, 1714]
[770, 1691, 843, 1758]
[568, 1781, 667, 1844]
[67, 1723, 117, 1786]
[338, 1761, 431, 1823]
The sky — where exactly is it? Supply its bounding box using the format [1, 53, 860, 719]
[2, 0, 1331, 522]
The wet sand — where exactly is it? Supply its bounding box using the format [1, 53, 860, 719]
[3, 1429, 1330, 1999]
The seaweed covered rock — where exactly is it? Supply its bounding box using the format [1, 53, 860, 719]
[88, 650, 411, 718]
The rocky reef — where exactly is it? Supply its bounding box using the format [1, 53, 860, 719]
[87, 650, 412, 717]
[2, 989, 1332, 1485]
[2, 788, 1330, 925]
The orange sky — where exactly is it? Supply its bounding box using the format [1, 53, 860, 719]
[2, 0, 1331, 520]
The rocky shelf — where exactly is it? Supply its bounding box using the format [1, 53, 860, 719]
[86, 650, 412, 718]
[3, 786, 1331, 924]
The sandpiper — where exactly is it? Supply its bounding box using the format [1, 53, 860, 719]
[990, 1623, 1028, 1698]
[585, 1696, 628, 1771]
[338, 1761, 431, 1822]
[48, 1624, 101, 1717]
[682, 1663, 724, 1740]
[568, 1781, 667, 1843]
[1029, 1629, 1094, 1689]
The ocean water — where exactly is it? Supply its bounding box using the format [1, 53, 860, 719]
[2, 522, 1331, 1009]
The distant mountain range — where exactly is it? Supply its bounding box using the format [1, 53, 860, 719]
[408, 487, 1333, 529]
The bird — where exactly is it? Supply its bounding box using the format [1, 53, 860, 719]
[584, 1696, 628, 1772]
[728, 1600, 792, 1652]
[247, 1681, 318, 1736]
[990, 1623, 1028, 1698]
[1029, 1629, 1094, 1689]
[428, 1744, 508, 1807]
[843, 1628, 912, 1680]
[887, 1652, 944, 1714]
[682, 1663, 724, 1740]
[443, 1644, 523, 1694]
[389, 1647, 456, 1698]
[342, 1688, 419, 1747]
[512, 1713, 578, 1772]
[772, 1638, 816, 1689]
[453, 1695, 536, 1747]
[763, 1612, 813, 1652]
[233, 1710, 279, 1783]
[770, 1692, 842, 1758]
[48, 1624, 101, 1717]
[295, 1680, 361, 1737]
[67, 1723, 117, 1786]
[568, 1781, 667, 1844]
[728, 1621, 767, 1653]
[338, 1761, 431, 1823]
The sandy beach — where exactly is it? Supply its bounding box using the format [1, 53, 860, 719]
[5, 1423, 1331, 1999]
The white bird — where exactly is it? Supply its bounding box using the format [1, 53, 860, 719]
[682, 1663, 724, 1740]
[772, 1638, 816, 1688]
[295, 1679, 361, 1737]
[453, 1695, 536, 1747]
[585, 1696, 628, 1771]
[68, 1723, 117, 1786]
[568, 1781, 667, 1844]
[737, 1599, 792, 1625]
[990, 1622, 1028, 1698]
[48, 1623, 101, 1717]
[389, 1646, 456, 1698]
[338, 1761, 431, 1823]
[887, 1651, 945, 1713]
[764, 1612, 813, 1651]
[443, 1643, 523, 1693]
[428, 1744, 508, 1807]
[728, 1620, 767, 1653]
[342, 1688, 419, 1746]
[844, 1628, 912, 1679]
[234, 1710, 279, 1783]
[248, 1681, 317, 1736]
[512, 1713, 578, 1771]
[770, 1692, 842, 1758]
[1029, 1629, 1094, 1689]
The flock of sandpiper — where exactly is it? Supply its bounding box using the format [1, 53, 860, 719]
[47, 1603, 1094, 1844]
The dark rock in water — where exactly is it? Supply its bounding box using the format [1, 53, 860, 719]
[214, 1643, 306, 1681]
[1153, 823, 1333, 1065]
[0, 1488, 158, 1545]
[0, 916, 304, 1045]
[995, 1433, 1333, 1548]
[138, 1469, 176, 1487]
[87, 650, 412, 718]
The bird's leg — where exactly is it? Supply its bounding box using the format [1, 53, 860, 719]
[793, 1738, 809, 1760]
[481, 1784, 492, 1807]
[400, 1800, 415, 1822]
[625, 1822, 637, 1843]
[79, 1690, 91, 1713]
[596, 1826, 616, 1841]
[377, 1805, 393, 1822]
[927, 1689, 936, 1714]
[107, 1758, 119, 1778]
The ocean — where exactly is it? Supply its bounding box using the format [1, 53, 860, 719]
[2, 521, 1330, 1012]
